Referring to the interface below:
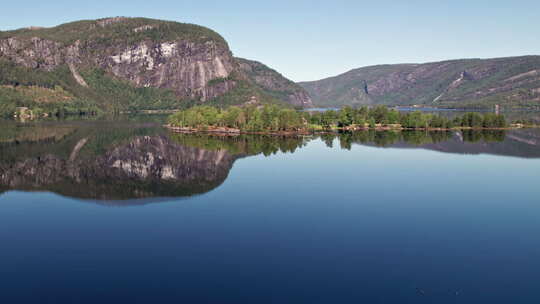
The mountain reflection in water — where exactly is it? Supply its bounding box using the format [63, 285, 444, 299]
[327, 128, 540, 158]
[0, 121, 308, 204]
[1, 119, 539, 204]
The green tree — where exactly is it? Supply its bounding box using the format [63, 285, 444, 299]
[387, 110, 400, 124]
[223, 106, 243, 128]
[338, 106, 354, 127]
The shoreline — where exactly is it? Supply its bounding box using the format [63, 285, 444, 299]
[165, 124, 536, 136]
[165, 125, 312, 136]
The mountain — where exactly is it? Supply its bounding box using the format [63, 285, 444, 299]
[236, 58, 312, 107]
[0, 17, 310, 116]
[299, 56, 540, 109]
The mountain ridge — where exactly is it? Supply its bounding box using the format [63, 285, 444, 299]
[299, 55, 540, 109]
[236, 57, 313, 107]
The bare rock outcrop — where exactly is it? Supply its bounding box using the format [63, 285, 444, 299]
[0, 18, 239, 103]
[0, 18, 313, 107]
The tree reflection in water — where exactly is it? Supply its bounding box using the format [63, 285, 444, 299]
[1, 119, 539, 204]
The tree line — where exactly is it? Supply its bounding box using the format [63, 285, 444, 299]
[168, 104, 508, 132]
[309, 106, 507, 129]
[168, 104, 306, 132]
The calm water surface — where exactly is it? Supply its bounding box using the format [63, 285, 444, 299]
[1, 118, 539, 303]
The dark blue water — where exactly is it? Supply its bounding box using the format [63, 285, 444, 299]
[1, 121, 540, 303]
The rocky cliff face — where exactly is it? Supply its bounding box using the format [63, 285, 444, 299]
[237, 58, 313, 107]
[299, 56, 540, 108]
[0, 37, 78, 70]
[104, 40, 236, 100]
[0, 17, 313, 109]
[0, 18, 237, 101]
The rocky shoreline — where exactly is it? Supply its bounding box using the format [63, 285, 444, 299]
[165, 125, 311, 136]
[165, 124, 533, 136]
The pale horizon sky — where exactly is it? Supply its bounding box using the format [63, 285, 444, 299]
[1, 0, 539, 82]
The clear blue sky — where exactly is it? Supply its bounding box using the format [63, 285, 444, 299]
[1, 0, 539, 81]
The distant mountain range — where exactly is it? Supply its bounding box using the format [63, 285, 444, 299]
[0, 17, 312, 116]
[299, 56, 540, 109]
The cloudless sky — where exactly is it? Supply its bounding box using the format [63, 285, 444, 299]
[1, 0, 539, 81]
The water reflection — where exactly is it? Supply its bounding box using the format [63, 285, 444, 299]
[330, 129, 540, 158]
[0, 131, 232, 204]
[1, 119, 539, 203]
[0, 121, 309, 204]
[396, 108, 540, 124]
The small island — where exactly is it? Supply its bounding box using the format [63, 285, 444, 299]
[166, 104, 529, 135]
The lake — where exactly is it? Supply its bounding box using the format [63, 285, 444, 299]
[1, 117, 540, 303]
